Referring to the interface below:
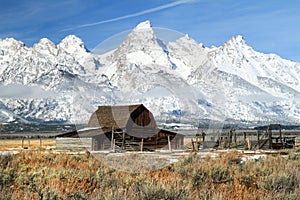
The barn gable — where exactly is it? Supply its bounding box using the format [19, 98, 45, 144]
[87, 104, 157, 130]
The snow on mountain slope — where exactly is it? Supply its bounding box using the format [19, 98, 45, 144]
[0, 20, 299, 125]
[209, 35, 300, 122]
[211, 35, 300, 94]
[0, 34, 112, 123]
[167, 34, 209, 80]
[108, 20, 173, 71]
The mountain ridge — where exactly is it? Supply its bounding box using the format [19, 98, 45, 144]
[0, 21, 299, 126]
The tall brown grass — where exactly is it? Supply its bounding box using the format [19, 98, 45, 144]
[0, 150, 299, 199]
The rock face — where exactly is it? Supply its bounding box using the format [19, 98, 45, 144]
[0, 20, 299, 125]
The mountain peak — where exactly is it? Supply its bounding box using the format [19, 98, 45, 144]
[177, 34, 195, 43]
[172, 34, 205, 50]
[58, 35, 87, 54]
[114, 20, 157, 55]
[37, 38, 55, 47]
[33, 38, 57, 55]
[135, 20, 152, 30]
[59, 35, 84, 46]
[1, 38, 25, 48]
[110, 20, 174, 69]
[129, 20, 155, 39]
[226, 35, 247, 47]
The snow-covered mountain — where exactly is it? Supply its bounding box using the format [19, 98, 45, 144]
[0, 20, 299, 126]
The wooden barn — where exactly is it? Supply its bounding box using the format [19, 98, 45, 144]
[56, 104, 184, 151]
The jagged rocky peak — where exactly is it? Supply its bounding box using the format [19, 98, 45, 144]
[58, 35, 87, 54]
[216, 35, 255, 58]
[37, 38, 55, 46]
[184, 34, 190, 40]
[168, 34, 206, 56]
[111, 20, 165, 64]
[59, 35, 85, 46]
[134, 20, 152, 29]
[224, 35, 248, 47]
[230, 35, 246, 43]
[132, 20, 156, 41]
[120, 20, 158, 50]
[33, 38, 57, 54]
[109, 20, 173, 73]
[182, 34, 205, 48]
[174, 34, 192, 43]
[0, 37, 25, 49]
[174, 34, 203, 47]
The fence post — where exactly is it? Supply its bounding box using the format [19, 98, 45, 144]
[113, 139, 116, 153]
[268, 127, 272, 149]
[243, 132, 247, 149]
[168, 136, 172, 152]
[257, 131, 260, 149]
[28, 136, 30, 147]
[234, 131, 237, 147]
[140, 138, 144, 152]
[121, 131, 125, 150]
[111, 128, 114, 151]
[39, 136, 42, 147]
[247, 137, 251, 150]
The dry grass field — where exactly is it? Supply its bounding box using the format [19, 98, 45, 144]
[0, 139, 56, 151]
[0, 146, 299, 199]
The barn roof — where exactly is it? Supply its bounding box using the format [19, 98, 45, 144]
[56, 127, 183, 138]
[88, 104, 152, 129]
[77, 127, 111, 138]
[55, 127, 112, 138]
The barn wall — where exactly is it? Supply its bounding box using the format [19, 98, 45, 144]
[56, 137, 93, 151]
[93, 134, 112, 150]
[139, 106, 157, 128]
[127, 107, 157, 131]
[88, 112, 99, 127]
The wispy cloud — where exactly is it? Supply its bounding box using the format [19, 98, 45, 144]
[0, 84, 56, 99]
[61, 0, 196, 31]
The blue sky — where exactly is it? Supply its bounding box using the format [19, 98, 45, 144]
[1, 0, 300, 61]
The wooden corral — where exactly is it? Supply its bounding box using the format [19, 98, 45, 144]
[56, 104, 184, 151]
[202, 124, 298, 150]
